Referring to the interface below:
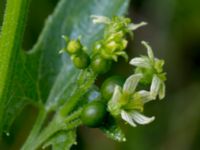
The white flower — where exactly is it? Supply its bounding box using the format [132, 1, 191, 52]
[130, 41, 160, 70]
[108, 74, 155, 127]
[129, 41, 166, 100]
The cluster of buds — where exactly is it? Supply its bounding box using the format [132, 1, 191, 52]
[92, 15, 147, 62]
[61, 15, 147, 75]
[61, 15, 166, 129]
[60, 36, 90, 69]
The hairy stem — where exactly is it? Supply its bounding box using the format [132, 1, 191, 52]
[0, 0, 30, 134]
[22, 110, 82, 150]
[59, 70, 96, 116]
[22, 69, 94, 149]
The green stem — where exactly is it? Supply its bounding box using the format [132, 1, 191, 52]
[0, 0, 30, 134]
[64, 108, 83, 123]
[35, 119, 82, 150]
[64, 119, 82, 131]
[22, 69, 94, 150]
[60, 70, 96, 116]
[21, 107, 47, 150]
[30, 118, 63, 150]
[23, 111, 82, 150]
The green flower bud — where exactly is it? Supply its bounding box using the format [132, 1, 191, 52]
[101, 75, 125, 101]
[91, 56, 112, 74]
[81, 101, 107, 128]
[67, 40, 81, 54]
[72, 52, 90, 69]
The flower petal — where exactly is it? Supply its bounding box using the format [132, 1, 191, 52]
[91, 15, 110, 24]
[141, 41, 154, 62]
[137, 90, 154, 103]
[108, 86, 123, 116]
[130, 111, 155, 125]
[121, 110, 136, 127]
[150, 75, 161, 99]
[129, 57, 152, 69]
[159, 82, 166, 100]
[127, 22, 147, 31]
[123, 74, 143, 95]
[110, 85, 122, 104]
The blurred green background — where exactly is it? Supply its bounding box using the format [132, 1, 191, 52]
[1, 0, 200, 149]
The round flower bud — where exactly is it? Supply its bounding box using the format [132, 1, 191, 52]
[81, 101, 107, 127]
[67, 40, 81, 54]
[72, 52, 90, 69]
[91, 56, 112, 74]
[101, 75, 125, 100]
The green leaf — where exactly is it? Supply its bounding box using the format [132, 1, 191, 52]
[101, 116, 126, 142]
[1, 0, 130, 133]
[42, 130, 77, 150]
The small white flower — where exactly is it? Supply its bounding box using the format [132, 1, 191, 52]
[108, 74, 156, 127]
[129, 41, 156, 68]
[130, 41, 166, 100]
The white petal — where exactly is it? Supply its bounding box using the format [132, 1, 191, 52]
[128, 22, 147, 31]
[159, 82, 166, 100]
[110, 85, 122, 104]
[108, 85, 123, 116]
[123, 74, 143, 95]
[121, 110, 136, 127]
[130, 111, 155, 125]
[150, 75, 161, 99]
[137, 90, 154, 103]
[129, 57, 151, 68]
[91, 15, 110, 24]
[141, 41, 154, 62]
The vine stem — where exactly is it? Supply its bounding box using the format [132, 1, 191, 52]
[22, 109, 82, 150]
[22, 69, 95, 149]
[21, 106, 47, 150]
[0, 0, 30, 134]
[59, 70, 96, 116]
